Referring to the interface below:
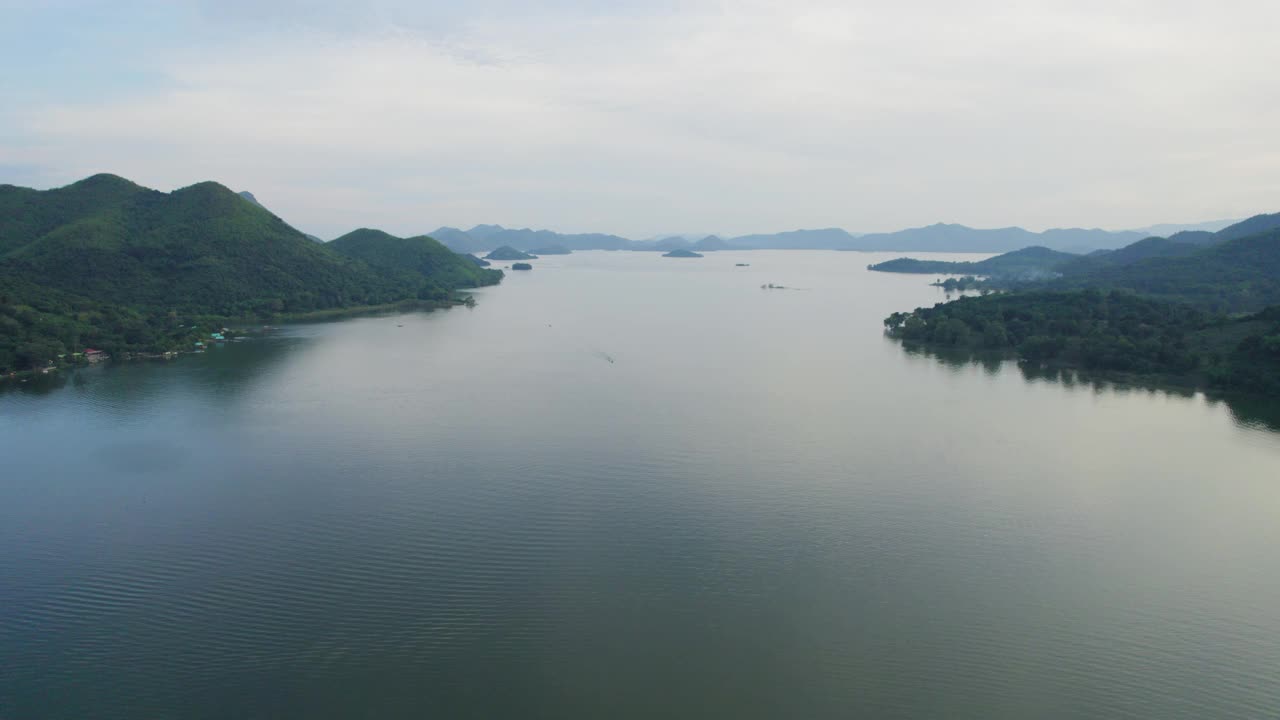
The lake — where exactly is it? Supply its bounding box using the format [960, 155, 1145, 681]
[2, 250, 1279, 719]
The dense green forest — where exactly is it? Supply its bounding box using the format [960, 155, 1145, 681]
[328, 228, 502, 294]
[0, 174, 502, 375]
[1054, 237, 1200, 274]
[0, 275, 205, 371]
[1043, 228, 1280, 314]
[880, 212, 1280, 396]
[885, 290, 1280, 396]
[1207, 211, 1280, 243]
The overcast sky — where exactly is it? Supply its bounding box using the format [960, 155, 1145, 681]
[2, 0, 1278, 239]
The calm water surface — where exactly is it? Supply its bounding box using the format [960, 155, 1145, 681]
[2, 251, 1279, 719]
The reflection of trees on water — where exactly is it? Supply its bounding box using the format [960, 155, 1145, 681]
[0, 335, 305, 408]
[900, 342, 1007, 376]
[0, 371, 76, 397]
[897, 340, 1280, 433]
[1219, 396, 1280, 433]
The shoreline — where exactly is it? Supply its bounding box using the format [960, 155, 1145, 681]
[275, 295, 474, 323]
[893, 336, 1275, 402]
[1, 296, 477, 386]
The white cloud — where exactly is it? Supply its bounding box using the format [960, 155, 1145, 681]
[11, 0, 1280, 237]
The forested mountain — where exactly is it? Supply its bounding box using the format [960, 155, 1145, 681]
[421, 216, 1238, 254]
[1126, 218, 1239, 237]
[693, 235, 730, 251]
[485, 228, 631, 251]
[869, 246, 1078, 279]
[0, 174, 149, 255]
[425, 222, 1147, 253]
[2, 178, 422, 315]
[465, 224, 507, 242]
[1165, 230, 1216, 245]
[847, 224, 1141, 253]
[882, 218, 1280, 396]
[430, 225, 630, 253]
[1053, 237, 1202, 274]
[329, 229, 500, 293]
[725, 228, 855, 249]
[0, 175, 502, 374]
[1210, 212, 1280, 243]
[1048, 227, 1280, 313]
[429, 227, 489, 253]
[872, 214, 1280, 306]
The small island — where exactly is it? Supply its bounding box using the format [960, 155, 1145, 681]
[485, 246, 537, 261]
[528, 245, 572, 255]
[511, 262, 533, 271]
[663, 249, 704, 258]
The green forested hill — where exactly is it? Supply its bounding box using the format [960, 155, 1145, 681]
[328, 228, 501, 292]
[0, 175, 503, 374]
[1212, 212, 1280, 243]
[1047, 228, 1280, 313]
[872, 215, 1280, 309]
[0, 273, 179, 372]
[0, 174, 150, 255]
[1053, 236, 1202, 275]
[868, 246, 1078, 279]
[881, 217, 1280, 397]
[884, 290, 1280, 396]
[4, 181, 425, 315]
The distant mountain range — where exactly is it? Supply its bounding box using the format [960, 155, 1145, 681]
[869, 212, 1280, 314]
[231, 191, 1243, 254]
[430, 225, 631, 253]
[846, 224, 1144, 253]
[1125, 218, 1240, 237]
[414, 221, 1238, 255]
[728, 228, 860, 250]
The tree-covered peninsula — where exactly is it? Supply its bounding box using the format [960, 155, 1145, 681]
[0, 174, 502, 375]
[868, 246, 1078, 280]
[883, 216, 1280, 396]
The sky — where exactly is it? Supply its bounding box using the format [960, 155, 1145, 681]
[2, 0, 1278, 239]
